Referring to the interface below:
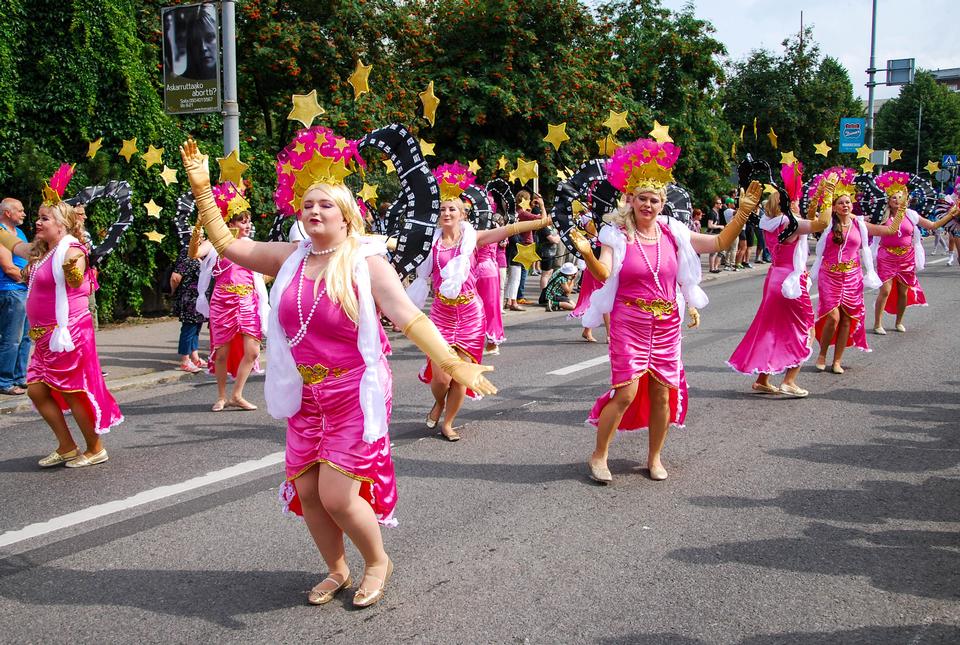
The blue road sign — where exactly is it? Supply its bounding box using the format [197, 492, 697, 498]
[839, 118, 866, 153]
[942, 154, 958, 168]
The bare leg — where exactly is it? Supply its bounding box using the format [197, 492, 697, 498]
[873, 280, 892, 329]
[60, 391, 103, 456]
[816, 309, 840, 369]
[895, 280, 908, 328]
[428, 369, 448, 425]
[229, 334, 260, 408]
[646, 379, 671, 480]
[781, 365, 802, 388]
[213, 344, 228, 409]
[832, 311, 853, 369]
[28, 383, 77, 454]
[294, 465, 351, 585]
[754, 373, 771, 388]
[589, 379, 640, 471]
[437, 348, 472, 439]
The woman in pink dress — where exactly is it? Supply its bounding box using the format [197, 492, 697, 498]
[407, 162, 547, 440]
[182, 133, 495, 609]
[191, 182, 268, 411]
[571, 137, 762, 484]
[809, 168, 904, 374]
[0, 168, 122, 468]
[569, 215, 609, 343]
[870, 171, 958, 334]
[726, 164, 835, 397]
[475, 227, 505, 355]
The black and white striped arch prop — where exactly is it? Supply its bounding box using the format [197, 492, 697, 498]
[462, 185, 494, 230]
[174, 191, 197, 250]
[551, 158, 614, 258]
[485, 178, 516, 224]
[64, 180, 135, 263]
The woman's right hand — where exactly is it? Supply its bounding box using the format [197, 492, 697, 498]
[569, 229, 592, 256]
[179, 138, 210, 190]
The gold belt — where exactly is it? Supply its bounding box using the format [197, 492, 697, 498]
[28, 325, 53, 341]
[883, 245, 910, 256]
[435, 291, 474, 306]
[297, 363, 350, 385]
[827, 259, 860, 273]
[220, 283, 254, 296]
[622, 297, 675, 319]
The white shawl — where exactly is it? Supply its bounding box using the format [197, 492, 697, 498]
[49, 234, 80, 352]
[869, 209, 925, 273]
[195, 247, 269, 336]
[582, 217, 708, 329]
[265, 238, 390, 444]
[406, 221, 477, 309]
[759, 214, 809, 300]
[811, 216, 881, 290]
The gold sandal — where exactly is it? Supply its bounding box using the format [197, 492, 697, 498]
[307, 573, 352, 605]
[353, 560, 393, 609]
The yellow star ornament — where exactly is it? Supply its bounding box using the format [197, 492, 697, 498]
[889, 149, 903, 162]
[118, 138, 138, 163]
[516, 158, 538, 184]
[143, 145, 164, 169]
[419, 139, 436, 157]
[288, 90, 325, 128]
[779, 151, 797, 166]
[544, 122, 570, 151]
[860, 159, 876, 173]
[767, 127, 778, 149]
[144, 199, 163, 219]
[571, 200, 586, 215]
[348, 59, 372, 99]
[497, 156, 509, 170]
[86, 137, 103, 159]
[512, 243, 541, 271]
[649, 120, 673, 144]
[144, 230, 165, 243]
[467, 159, 481, 174]
[856, 144, 873, 160]
[924, 160, 940, 174]
[814, 140, 832, 157]
[603, 110, 629, 137]
[419, 81, 440, 127]
[218, 149, 249, 186]
[382, 158, 396, 174]
[763, 183, 778, 195]
[597, 135, 617, 157]
[160, 165, 178, 186]
[358, 183, 379, 203]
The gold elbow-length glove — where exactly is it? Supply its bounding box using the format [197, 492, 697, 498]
[928, 205, 959, 230]
[879, 203, 907, 236]
[180, 139, 235, 256]
[569, 229, 609, 282]
[716, 181, 763, 251]
[505, 214, 551, 237]
[402, 313, 497, 396]
[0, 227, 22, 253]
[808, 174, 838, 234]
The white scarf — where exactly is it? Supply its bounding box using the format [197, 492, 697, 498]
[265, 237, 390, 444]
[582, 217, 708, 329]
[49, 234, 80, 352]
[195, 248, 269, 336]
[760, 214, 809, 300]
[811, 216, 881, 290]
[869, 208, 925, 272]
[406, 221, 477, 309]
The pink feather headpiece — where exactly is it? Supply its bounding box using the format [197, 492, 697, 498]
[41, 163, 75, 206]
[874, 170, 911, 197]
[433, 162, 476, 202]
[606, 138, 681, 194]
[211, 182, 251, 220]
[807, 166, 858, 204]
[780, 161, 804, 202]
[274, 125, 366, 217]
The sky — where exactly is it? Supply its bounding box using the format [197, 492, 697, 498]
[658, 0, 954, 101]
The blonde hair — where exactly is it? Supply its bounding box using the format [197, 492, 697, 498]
[882, 190, 906, 223]
[608, 186, 667, 238]
[301, 183, 365, 324]
[29, 202, 83, 266]
[440, 198, 468, 219]
[764, 191, 782, 216]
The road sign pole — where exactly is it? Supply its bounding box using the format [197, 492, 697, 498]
[866, 0, 878, 148]
[915, 101, 922, 175]
[221, 0, 240, 157]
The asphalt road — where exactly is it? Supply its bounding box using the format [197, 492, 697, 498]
[1, 258, 958, 644]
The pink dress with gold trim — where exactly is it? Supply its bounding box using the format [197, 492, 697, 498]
[25, 243, 122, 433]
[277, 262, 397, 526]
[588, 222, 686, 431]
[876, 213, 926, 314]
[475, 243, 505, 345]
[207, 256, 262, 377]
[815, 223, 869, 351]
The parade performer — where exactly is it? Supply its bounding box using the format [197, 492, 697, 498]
[190, 182, 268, 412]
[181, 129, 495, 609]
[407, 162, 548, 441]
[570, 137, 763, 484]
[475, 198, 506, 356]
[809, 168, 904, 374]
[0, 165, 122, 467]
[726, 163, 835, 398]
[569, 214, 609, 343]
[871, 171, 958, 334]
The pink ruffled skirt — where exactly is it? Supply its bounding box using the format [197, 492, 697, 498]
[420, 294, 485, 399]
[570, 270, 602, 319]
[476, 272, 505, 345]
[815, 267, 869, 351]
[26, 312, 123, 434]
[877, 247, 926, 314]
[207, 287, 262, 378]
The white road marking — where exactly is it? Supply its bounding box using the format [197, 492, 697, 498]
[0, 451, 285, 550]
[547, 354, 609, 376]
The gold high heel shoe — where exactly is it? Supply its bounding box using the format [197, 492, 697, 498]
[307, 573, 352, 605]
[353, 559, 393, 609]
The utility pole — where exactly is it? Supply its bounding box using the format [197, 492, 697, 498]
[865, 0, 878, 148]
[221, 0, 240, 156]
[915, 101, 923, 175]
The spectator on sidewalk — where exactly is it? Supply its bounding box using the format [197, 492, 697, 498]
[0, 198, 30, 396]
[539, 261, 578, 311]
[513, 190, 543, 304]
[722, 198, 742, 271]
[537, 219, 561, 290]
[705, 197, 723, 273]
[170, 246, 207, 373]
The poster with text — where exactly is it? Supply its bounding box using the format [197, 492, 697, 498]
[162, 3, 221, 114]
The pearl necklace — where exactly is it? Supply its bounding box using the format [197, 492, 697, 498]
[434, 235, 461, 275]
[26, 248, 56, 299]
[634, 229, 663, 296]
[288, 254, 327, 347]
[309, 245, 338, 256]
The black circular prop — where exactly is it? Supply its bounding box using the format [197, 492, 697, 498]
[64, 180, 134, 263]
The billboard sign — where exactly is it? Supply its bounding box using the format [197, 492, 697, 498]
[839, 118, 866, 153]
[162, 3, 221, 114]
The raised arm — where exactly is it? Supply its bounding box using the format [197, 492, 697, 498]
[689, 181, 763, 254]
[475, 214, 549, 246]
[917, 204, 959, 230]
[569, 229, 611, 282]
[0, 230, 32, 260]
[863, 204, 906, 237]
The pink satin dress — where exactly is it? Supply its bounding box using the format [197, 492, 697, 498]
[815, 222, 869, 351]
[420, 239, 485, 398]
[588, 223, 686, 431]
[277, 263, 397, 526]
[571, 268, 603, 319]
[876, 213, 926, 314]
[25, 243, 122, 433]
[207, 256, 262, 377]
[727, 225, 815, 374]
[475, 243, 505, 346]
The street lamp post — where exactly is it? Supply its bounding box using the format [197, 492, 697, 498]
[221, 0, 240, 157]
[866, 0, 878, 148]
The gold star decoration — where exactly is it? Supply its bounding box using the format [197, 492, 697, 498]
[856, 144, 873, 160]
[731, 142, 737, 159]
[512, 242, 541, 271]
[143, 144, 164, 169]
[118, 138, 138, 163]
[143, 199, 163, 219]
[508, 168, 519, 183]
[763, 183, 778, 195]
[814, 140, 832, 157]
[753, 117, 758, 139]
[779, 151, 797, 166]
[497, 156, 509, 170]
[603, 110, 629, 136]
[738, 125, 745, 141]
[382, 158, 396, 174]
[597, 135, 618, 156]
[419, 81, 440, 127]
[649, 120, 673, 144]
[860, 159, 876, 173]
[419, 139, 436, 157]
[889, 149, 903, 162]
[159, 165, 178, 186]
[217, 149, 249, 186]
[467, 159, 481, 174]
[556, 167, 570, 181]
[571, 199, 586, 215]
[358, 182, 379, 203]
[544, 122, 570, 151]
[924, 160, 940, 174]
[144, 230, 165, 243]
[287, 89, 326, 128]
[348, 59, 372, 99]
[767, 127, 778, 149]
[86, 137, 103, 159]
[515, 158, 538, 184]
